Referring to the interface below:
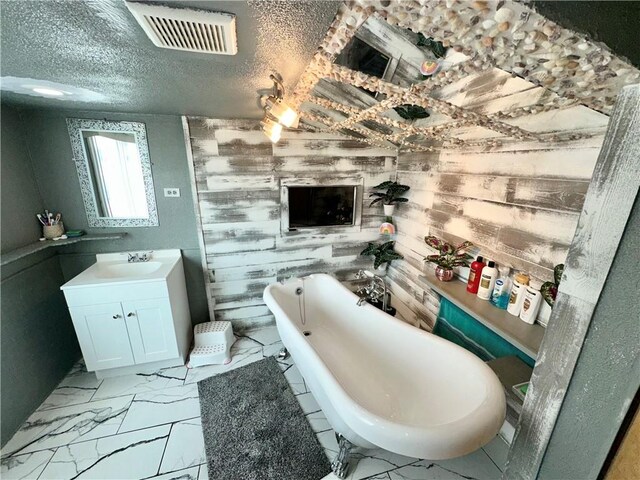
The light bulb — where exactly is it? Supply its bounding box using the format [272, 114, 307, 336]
[266, 96, 298, 128]
[261, 118, 283, 143]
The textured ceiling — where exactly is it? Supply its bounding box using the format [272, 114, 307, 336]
[0, 0, 340, 117]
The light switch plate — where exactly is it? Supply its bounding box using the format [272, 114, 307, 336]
[164, 188, 181, 197]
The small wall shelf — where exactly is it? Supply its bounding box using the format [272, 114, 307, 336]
[418, 270, 545, 359]
[0, 233, 127, 266]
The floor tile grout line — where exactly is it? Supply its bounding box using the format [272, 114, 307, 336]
[35, 447, 58, 480]
[115, 396, 136, 435]
[117, 415, 203, 439]
[481, 445, 504, 473]
[87, 378, 104, 403]
[157, 423, 174, 476]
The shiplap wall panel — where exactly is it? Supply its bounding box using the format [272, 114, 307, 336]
[188, 75, 608, 332]
[188, 118, 393, 328]
[394, 128, 605, 322]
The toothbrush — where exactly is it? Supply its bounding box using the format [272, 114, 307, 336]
[54, 213, 61, 225]
[48, 212, 54, 225]
[36, 214, 46, 226]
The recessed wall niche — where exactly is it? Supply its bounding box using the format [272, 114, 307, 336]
[280, 177, 364, 235]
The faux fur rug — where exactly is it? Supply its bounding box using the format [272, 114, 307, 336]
[197, 357, 331, 480]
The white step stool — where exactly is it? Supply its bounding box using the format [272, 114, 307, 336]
[187, 321, 235, 368]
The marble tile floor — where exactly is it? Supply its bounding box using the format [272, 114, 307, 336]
[1, 326, 509, 480]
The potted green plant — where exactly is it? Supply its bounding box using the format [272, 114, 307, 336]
[424, 235, 473, 281]
[369, 181, 410, 216]
[360, 240, 403, 273]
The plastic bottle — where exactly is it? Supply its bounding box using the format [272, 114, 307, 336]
[477, 261, 498, 300]
[491, 266, 512, 309]
[507, 272, 530, 316]
[520, 278, 543, 324]
[466, 255, 486, 294]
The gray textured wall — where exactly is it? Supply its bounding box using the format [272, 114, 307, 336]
[0, 105, 80, 446]
[538, 194, 640, 479]
[1, 105, 44, 251]
[19, 108, 208, 323]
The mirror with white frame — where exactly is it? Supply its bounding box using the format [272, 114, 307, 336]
[66, 118, 158, 227]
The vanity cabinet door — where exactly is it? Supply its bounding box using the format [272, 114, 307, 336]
[122, 298, 178, 364]
[69, 303, 135, 371]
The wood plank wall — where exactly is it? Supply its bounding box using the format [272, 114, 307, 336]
[187, 75, 610, 332]
[187, 118, 395, 328]
[389, 124, 608, 330]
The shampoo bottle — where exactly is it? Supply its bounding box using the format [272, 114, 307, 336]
[477, 261, 498, 300]
[491, 266, 512, 309]
[520, 278, 543, 324]
[466, 255, 486, 294]
[507, 272, 530, 316]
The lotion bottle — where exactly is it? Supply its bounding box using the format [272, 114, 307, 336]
[507, 272, 530, 316]
[466, 255, 486, 294]
[477, 261, 498, 300]
[520, 278, 543, 324]
[491, 266, 512, 309]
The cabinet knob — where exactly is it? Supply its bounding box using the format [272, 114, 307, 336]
[127, 312, 135, 317]
[112, 314, 121, 319]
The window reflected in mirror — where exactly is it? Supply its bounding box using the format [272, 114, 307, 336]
[82, 131, 149, 219]
[67, 119, 158, 227]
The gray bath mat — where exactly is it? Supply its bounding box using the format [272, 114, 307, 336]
[197, 357, 331, 480]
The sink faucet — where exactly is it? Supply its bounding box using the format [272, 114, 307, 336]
[127, 251, 153, 263]
[355, 270, 388, 311]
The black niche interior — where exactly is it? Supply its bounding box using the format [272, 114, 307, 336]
[288, 186, 356, 228]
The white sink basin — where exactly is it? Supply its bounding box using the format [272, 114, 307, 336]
[94, 261, 164, 279]
[61, 250, 181, 289]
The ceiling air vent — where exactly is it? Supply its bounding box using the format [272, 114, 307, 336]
[125, 1, 237, 55]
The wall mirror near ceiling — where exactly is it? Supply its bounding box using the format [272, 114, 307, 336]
[311, 14, 459, 138]
[66, 118, 158, 227]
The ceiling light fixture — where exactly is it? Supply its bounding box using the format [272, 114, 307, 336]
[260, 73, 299, 143]
[261, 117, 283, 143]
[31, 87, 65, 96]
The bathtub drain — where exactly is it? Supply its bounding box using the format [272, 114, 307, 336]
[303, 331, 311, 336]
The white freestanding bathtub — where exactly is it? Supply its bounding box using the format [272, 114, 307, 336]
[263, 273, 505, 470]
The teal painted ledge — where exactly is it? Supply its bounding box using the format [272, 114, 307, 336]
[419, 270, 545, 359]
[1, 233, 127, 266]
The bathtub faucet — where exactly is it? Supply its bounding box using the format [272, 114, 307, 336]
[355, 270, 388, 311]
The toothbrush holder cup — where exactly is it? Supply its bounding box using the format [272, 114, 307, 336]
[43, 222, 64, 240]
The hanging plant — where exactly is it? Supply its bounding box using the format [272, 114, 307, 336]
[360, 241, 403, 270]
[541, 264, 564, 307]
[393, 104, 430, 120]
[416, 33, 447, 58]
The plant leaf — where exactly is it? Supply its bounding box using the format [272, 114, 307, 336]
[360, 242, 378, 256]
[541, 281, 558, 307]
[554, 264, 564, 286]
[393, 104, 431, 120]
[372, 181, 395, 190]
[455, 240, 473, 252]
[424, 235, 441, 250]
